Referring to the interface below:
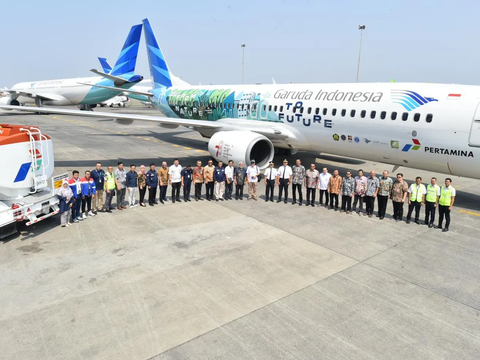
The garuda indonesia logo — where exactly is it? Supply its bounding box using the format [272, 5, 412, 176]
[391, 90, 438, 111]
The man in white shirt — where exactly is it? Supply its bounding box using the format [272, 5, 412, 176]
[263, 161, 277, 202]
[225, 160, 235, 200]
[319, 167, 332, 207]
[276, 159, 292, 204]
[246, 160, 260, 200]
[169, 158, 183, 203]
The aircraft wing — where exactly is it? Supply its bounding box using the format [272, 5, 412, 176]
[0, 105, 294, 140]
[2, 90, 64, 101]
[0, 105, 221, 129]
[77, 82, 153, 97]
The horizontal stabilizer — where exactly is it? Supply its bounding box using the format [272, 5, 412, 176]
[77, 82, 153, 97]
[90, 69, 143, 86]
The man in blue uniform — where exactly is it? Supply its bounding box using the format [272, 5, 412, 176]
[146, 163, 159, 206]
[181, 165, 193, 202]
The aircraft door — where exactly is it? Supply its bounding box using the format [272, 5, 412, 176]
[468, 103, 480, 146]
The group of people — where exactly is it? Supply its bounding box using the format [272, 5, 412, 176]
[56, 158, 456, 232]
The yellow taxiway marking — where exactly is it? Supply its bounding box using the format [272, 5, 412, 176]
[459, 209, 480, 217]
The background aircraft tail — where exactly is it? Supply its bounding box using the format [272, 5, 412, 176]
[109, 24, 143, 76]
[98, 57, 112, 74]
[142, 18, 173, 89]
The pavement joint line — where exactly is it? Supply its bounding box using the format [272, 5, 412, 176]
[146, 257, 360, 360]
[459, 209, 480, 217]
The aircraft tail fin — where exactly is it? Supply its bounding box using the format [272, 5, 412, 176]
[110, 24, 143, 76]
[142, 18, 173, 89]
[98, 57, 112, 74]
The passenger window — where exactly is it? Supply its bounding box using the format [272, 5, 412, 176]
[247, 104, 250, 110]
[402, 112, 408, 121]
[315, 108, 319, 115]
[391, 112, 397, 120]
[323, 108, 327, 116]
[268, 105, 272, 111]
[361, 110, 366, 118]
[307, 107, 312, 114]
[351, 109, 356, 117]
[263, 105, 266, 111]
[426, 114, 433, 123]
[274, 105, 277, 112]
[293, 107, 296, 113]
[370, 111, 376, 119]
[380, 111, 386, 119]
[341, 109, 346, 117]
[414, 113, 420, 122]
[332, 109, 337, 116]
[280, 106, 283, 112]
[300, 107, 304, 114]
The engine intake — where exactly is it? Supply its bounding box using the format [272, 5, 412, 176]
[208, 131, 274, 169]
[0, 97, 20, 107]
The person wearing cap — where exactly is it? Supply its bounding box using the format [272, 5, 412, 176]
[181, 165, 193, 202]
[246, 159, 260, 200]
[234, 161, 247, 200]
[305, 164, 320, 206]
[277, 159, 292, 204]
[204, 159, 215, 201]
[292, 159, 306, 206]
[225, 160, 235, 200]
[264, 161, 277, 202]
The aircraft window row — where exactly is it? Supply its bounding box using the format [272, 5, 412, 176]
[287, 106, 434, 123]
[211, 104, 431, 123]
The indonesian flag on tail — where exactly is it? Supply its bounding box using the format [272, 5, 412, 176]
[447, 93, 461, 100]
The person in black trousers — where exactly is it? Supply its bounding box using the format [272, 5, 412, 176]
[276, 160, 292, 204]
[264, 161, 277, 202]
[146, 163, 158, 206]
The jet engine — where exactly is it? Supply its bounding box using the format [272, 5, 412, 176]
[0, 97, 20, 108]
[208, 131, 274, 169]
[114, 119, 134, 125]
[77, 104, 97, 111]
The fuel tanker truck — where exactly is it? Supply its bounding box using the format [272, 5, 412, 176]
[0, 124, 66, 239]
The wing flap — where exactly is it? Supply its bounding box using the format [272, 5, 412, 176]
[2, 90, 63, 101]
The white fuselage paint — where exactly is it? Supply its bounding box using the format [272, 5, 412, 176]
[153, 82, 480, 179]
[11, 77, 102, 105]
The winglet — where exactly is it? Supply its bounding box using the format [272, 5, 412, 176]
[98, 57, 112, 74]
[142, 18, 173, 89]
[110, 24, 143, 76]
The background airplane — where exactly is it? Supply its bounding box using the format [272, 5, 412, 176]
[0, 24, 144, 110]
[2, 18, 479, 181]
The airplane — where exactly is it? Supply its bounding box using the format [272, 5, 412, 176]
[2, 18, 480, 181]
[0, 24, 144, 111]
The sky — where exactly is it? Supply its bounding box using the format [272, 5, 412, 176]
[1, 0, 479, 87]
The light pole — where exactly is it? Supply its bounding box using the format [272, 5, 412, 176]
[241, 44, 246, 84]
[356, 25, 365, 83]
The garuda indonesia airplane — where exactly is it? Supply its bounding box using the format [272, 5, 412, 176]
[2, 18, 480, 180]
[0, 24, 144, 110]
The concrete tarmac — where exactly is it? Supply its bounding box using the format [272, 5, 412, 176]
[1, 107, 480, 360]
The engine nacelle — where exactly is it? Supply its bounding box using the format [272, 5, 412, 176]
[208, 131, 274, 169]
[0, 97, 20, 108]
[114, 119, 134, 125]
[77, 104, 97, 111]
[158, 123, 179, 129]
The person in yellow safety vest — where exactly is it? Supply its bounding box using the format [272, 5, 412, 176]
[406, 176, 426, 224]
[102, 165, 116, 213]
[424, 177, 440, 228]
[437, 178, 456, 232]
